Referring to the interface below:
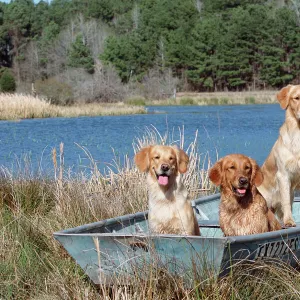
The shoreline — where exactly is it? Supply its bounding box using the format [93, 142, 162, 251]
[126, 90, 278, 106]
[144, 90, 277, 106]
[0, 91, 278, 121]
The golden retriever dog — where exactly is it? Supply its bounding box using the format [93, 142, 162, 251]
[135, 145, 200, 236]
[258, 84, 300, 227]
[209, 154, 281, 236]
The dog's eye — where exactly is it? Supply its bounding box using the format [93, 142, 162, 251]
[295, 96, 300, 100]
[154, 156, 160, 160]
[228, 166, 235, 170]
[245, 166, 251, 170]
[169, 156, 174, 161]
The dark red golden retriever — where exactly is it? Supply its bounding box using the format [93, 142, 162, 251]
[209, 154, 281, 236]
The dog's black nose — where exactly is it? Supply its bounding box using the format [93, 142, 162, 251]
[239, 177, 248, 185]
[161, 164, 170, 172]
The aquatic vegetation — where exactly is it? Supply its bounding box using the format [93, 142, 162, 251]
[0, 93, 146, 120]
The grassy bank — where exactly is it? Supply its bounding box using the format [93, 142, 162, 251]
[0, 91, 277, 121]
[0, 93, 146, 120]
[175, 91, 277, 105]
[1, 130, 300, 299]
[127, 90, 278, 106]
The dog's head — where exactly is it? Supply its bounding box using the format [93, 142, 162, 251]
[134, 145, 189, 186]
[277, 84, 300, 119]
[209, 154, 263, 198]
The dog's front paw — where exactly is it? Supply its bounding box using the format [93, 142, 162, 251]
[284, 218, 296, 227]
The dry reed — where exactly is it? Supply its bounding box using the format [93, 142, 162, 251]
[0, 93, 146, 120]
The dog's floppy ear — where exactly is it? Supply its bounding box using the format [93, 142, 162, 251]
[249, 158, 264, 187]
[134, 146, 152, 172]
[277, 85, 292, 110]
[209, 159, 223, 186]
[177, 148, 189, 174]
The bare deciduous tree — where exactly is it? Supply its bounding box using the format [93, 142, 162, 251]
[289, 0, 300, 25]
[132, 3, 140, 29]
[20, 15, 112, 83]
[19, 40, 40, 82]
[57, 61, 126, 103]
[18, 14, 180, 103]
[194, 0, 203, 13]
[130, 67, 178, 100]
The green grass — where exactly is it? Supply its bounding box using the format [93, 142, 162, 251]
[179, 97, 196, 105]
[245, 96, 256, 104]
[220, 97, 230, 105]
[125, 97, 146, 106]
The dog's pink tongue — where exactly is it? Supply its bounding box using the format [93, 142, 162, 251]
[158, 176, 168, 185]
[237, 188, 246, 195]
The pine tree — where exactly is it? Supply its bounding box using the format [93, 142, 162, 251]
[101, 33, 156, 82]
[217, 5, 269, 90]
[259, 7, 299, 87]
[67, 34, 94, 74]
[186, 17, 223, 91]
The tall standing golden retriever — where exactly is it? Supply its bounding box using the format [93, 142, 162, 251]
[209, 154, 281, 236]
[258, 84, 300, 227]
[135, 145, 200, 236]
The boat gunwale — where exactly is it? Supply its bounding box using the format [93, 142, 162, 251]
[53, 231, 229, 242]
[53, 194, 300, 244]
[53, 226, 300, 243]
[53, 193, 221, 236]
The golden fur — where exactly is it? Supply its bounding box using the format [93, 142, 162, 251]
[135, 145, 200, 236]
[258, 84, 300, 227]
[209, 154, 281, 236]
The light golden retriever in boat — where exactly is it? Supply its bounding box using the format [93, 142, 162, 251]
[135, 145, 200, 236]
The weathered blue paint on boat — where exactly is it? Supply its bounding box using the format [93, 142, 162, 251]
[53, 194, 300, 285]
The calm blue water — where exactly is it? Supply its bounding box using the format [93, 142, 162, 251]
[0, 104, 285, 174]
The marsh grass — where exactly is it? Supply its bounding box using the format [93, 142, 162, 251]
[0, 93, 146, 120]
[125, 97, 146, 106]
[1, 128, 300, 299]
[147, 91, 277, 106]
[179, 98, 196, 105]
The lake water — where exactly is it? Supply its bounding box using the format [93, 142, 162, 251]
[0, 104, 285, 174]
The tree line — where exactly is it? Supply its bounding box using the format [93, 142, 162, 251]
[0, 0, 299, 102]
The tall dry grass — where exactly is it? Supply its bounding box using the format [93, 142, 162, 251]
[1, 128, 300, 299]
[0, 93, 146, 120]
[0, 127, 212, 299]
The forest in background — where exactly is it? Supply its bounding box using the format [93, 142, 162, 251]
[0, 0, 299, 104]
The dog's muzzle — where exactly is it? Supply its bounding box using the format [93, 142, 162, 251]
[156, 164, 172, 186]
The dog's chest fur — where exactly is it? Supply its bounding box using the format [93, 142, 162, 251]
[278, 118, 300, 184]
[147, 174, 194, 235]
[219, 193, 269, 236]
